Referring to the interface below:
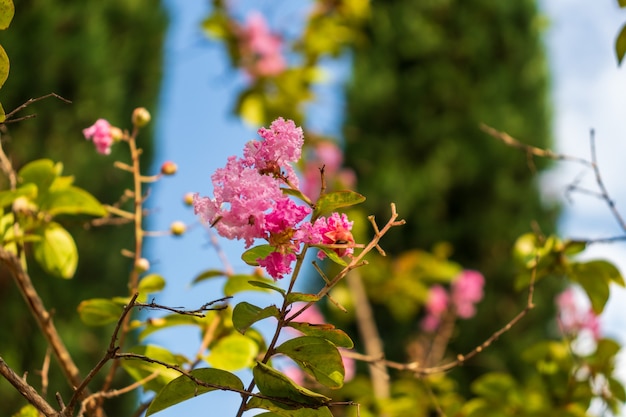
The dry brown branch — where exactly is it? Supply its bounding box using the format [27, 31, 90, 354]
[3, 93, 71, 124]
[0, 248, 85, 392]
[0, 356, 59, 417]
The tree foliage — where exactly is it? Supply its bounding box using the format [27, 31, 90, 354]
[0, 1, 166, 414]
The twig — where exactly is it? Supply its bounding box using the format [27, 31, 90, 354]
[0, 248, 85, 392]
[65, 294, 140, 414]
[135, 297, 230, 317]
[3, 93, 71, 123]
[0, 356, 58, 417]
[346, 270, 390, 401]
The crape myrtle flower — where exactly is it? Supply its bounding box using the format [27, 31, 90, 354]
[421, 270, 485, 332]
[556, 288, 600, 341]
[194, 117, 355, 280]
[238, 12, 286, 78]
[83, 119, 115, 155]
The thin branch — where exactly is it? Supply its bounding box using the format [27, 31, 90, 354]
[0, 356, 59, 417]
[3, 93, 71, 123]
[346, 270, 390, 401]
[0, 248, 85, 392]
[135, 297, 230, 317]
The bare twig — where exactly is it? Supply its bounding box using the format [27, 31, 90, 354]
[346, 270, 390, 401]
[135, 297, 230, 317]
[0, 248, 85, 392]
[3, 93, 71, 123]
[0, 356, 58, 417]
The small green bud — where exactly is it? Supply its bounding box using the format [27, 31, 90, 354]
[134, 258, 150, 273]
[170, 221, 186, 236]
[132, 107, 151, 128]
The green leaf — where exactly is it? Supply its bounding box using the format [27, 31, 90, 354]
[139, 314, 204, 341]
[619, 0, 626, 8]
[146, 368, 244, 416]
[275, 336, 345, 389]
[0, 44, 7, 91]
[239, 92, 265, 126]
[286, 322, 353, 349]
[248, 399, 333, 417]
[242, 245, 275, 266]
[570, 260, 623, 313]
[0, 0, 14, 30]
[224, 274, 273, 296]
[77, 298, 124, 326]
[11, 404, 39, 417]
[191, 269, 226, 285]
[121, 345, 184, 393]
[0, 184, 37, 208]
[0, 101, 5, 123]
[206, 333, 258, 371]
[232, 302, 280, 334]
[252, 362, 331, 407]
[313, 190, 365, 218]
[138, 273, 166, 302]
[617, 24, 626, 65]
[18, 159, 57, 194]
[314, 246, 348, 266]
[42, 186, 106, 217]
[281, 187, 312, 204]
[562, 240, 587, 256]
[32, 222, 78, 279]
[248, 280, 286, 295]
[285, 292, 321, 305]
[471, 372, 517, 401]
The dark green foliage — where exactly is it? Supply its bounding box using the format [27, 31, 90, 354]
[0, 1, 166, 414]
[342, 0, 558, 393]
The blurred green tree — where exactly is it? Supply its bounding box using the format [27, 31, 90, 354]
[340, 0, 559, 404]
[0, 1, 166, 414]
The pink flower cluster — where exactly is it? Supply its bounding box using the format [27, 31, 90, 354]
[194, 118, 354, 280]
[421, 270, 485, 332]
[238, 12, 286, 78]
[83, 119, 114, 155]
[555, 288, 601, 341]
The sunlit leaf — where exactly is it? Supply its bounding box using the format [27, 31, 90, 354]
[232, 302, 280, 334]
[248, 280, 286, 295]
[0, 44, 7, 91]
[191, 269, 226, 285]
[146, 368, 244, 416]
[247, 398, 333, 417]
[314, 246, 348, 266]
[239, 92, 265, 126]
[0, 184, 37, 208]
[224, 274, 274, 296]
[0, 0, 14, 30]
[616, 24, 626, 65]
[285, 293, 321, 306]
[77, 298, 124, 326]
[206, 333, 258, 371]
[275, 336, 344, 388]
[253, 362, 330, 407]
[137, 273, 166, 302]
[286, 322, 353, 349]
[242, 245, 275, 266]
[121, 345, 184, 393]
[11, 404, 39, 417]
[562, 240, 587, 256]
[42, 186, 106, 217]
[18, 159, 57, 195]
[313, 191, 365, 218]
[32, 222, 78, 279]
[139, 314, 205, 341]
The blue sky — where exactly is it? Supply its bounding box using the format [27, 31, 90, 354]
[146, 1, 626, 415]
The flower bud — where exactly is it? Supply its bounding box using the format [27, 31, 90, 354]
[161, 161, 178, 176]
[170, 221, 186, 236]
[134, 258, 150, 273]
[132, 107, 151, 128]
[183, 192, 194, 206]
[110, 126, 124, 141]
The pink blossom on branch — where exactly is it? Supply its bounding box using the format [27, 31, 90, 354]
[83, 119, 115, 155]
[421, 285, 449, 332]
[451, 270, 485, 319]
[238, 12, 286, 78]
[556, 288, 601, 341]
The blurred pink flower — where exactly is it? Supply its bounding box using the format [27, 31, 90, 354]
[421, 285, 449, 332]
[83, 119, 114, 155]
[239, 12, 286, 78]
[451, 270, 485, 319]
[556, 288, 601, 341]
